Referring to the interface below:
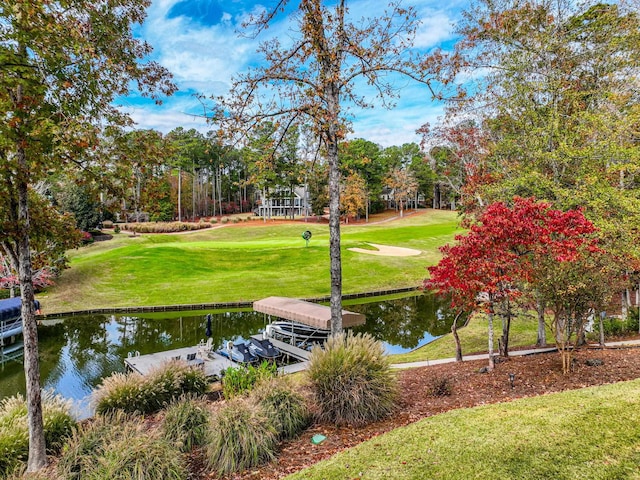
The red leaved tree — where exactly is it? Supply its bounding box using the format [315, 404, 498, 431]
[425, 197, 599, 371]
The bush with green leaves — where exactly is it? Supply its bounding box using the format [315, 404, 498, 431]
[603, 310, 639, 336]
[206, 398, 277, 475]
[93, 360, 208, 415]
[0, 391, 75, 477]
[58, 412, 185, 480]
[222, 361, 278, 399]
[161, 396, 210, 452]
[251, 378, 310, 440]
[307, 332, 398, 426]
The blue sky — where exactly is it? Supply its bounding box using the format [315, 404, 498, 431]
[121, 0, 464, 147]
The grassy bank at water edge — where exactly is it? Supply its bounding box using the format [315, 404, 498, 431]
[39, 210, 460, 314]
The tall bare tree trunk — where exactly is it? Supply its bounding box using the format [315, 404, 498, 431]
[487, 303, 495, 371]
[499, 297, 511, 357]
[327, 88, 343, 334]
[16, 141, 47, 471]
[536, 294, 547, 347]
[192, 163, 196, 220]
[452, 311, 463, 362]
[177, 167, 182, 222]
[621, 291, 629, 319]
[598, 313, 605, 347]
[217, 166, 223, 217]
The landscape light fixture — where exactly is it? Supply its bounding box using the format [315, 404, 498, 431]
[508, 373, 516, 389]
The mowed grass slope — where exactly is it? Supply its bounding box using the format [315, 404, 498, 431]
[41, 210, 460, 313]
[287, 378, 640, 480]
[391, 313, 552, 363]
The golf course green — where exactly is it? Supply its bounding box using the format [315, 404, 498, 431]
[39, 210, 461, 314]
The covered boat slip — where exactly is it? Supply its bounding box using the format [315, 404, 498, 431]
[1, 298, 40, 359]
[253, 296, 366, 330]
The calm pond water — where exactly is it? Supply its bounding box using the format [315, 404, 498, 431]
[0, 294, 453, 415]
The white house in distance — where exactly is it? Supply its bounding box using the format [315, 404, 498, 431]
[255, 186, 310, 218]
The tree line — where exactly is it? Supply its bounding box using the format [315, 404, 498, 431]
[46, 126, 444, 229]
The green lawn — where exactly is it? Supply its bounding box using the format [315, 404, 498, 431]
[40, 210, 461, 313]
[391, 313, 550, 363]
[287, 378, 640, 480]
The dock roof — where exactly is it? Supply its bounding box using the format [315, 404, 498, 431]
[253, 296, 366, 330]
[0, 298, 40, 322]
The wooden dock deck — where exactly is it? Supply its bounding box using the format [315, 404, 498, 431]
[252, 335, 311, 362]
[124, 346, 238, 379]
[124, 339, 312, 378]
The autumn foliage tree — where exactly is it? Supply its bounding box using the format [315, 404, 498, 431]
[426, 197, 600, 371]
[341, 171, 367, 222]
[429, 0, 640, 293]
[0, 0, 173, 471]
[533, 246, 625, 373]
[385, 167, 418, 217]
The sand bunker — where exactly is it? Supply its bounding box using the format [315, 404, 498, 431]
[348, 243, 422, 257]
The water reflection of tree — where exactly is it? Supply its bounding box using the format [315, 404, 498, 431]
[352, 294, 455, 349]
[2, 323, 69, 399]
[2, 297, 457, 401]
[53, 315, 118, 389]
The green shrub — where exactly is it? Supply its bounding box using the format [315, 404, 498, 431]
[221, 216, 229, 224]
[222, 361, 278, 399]
[93, 360, 208, 415]
[162, 396, 210, 452]
[0, 391, 75, 477]
[58, 412, 185, 480]
[210, 218, 217, 224]
[206, 398, 277, 475]
[627, 308, 640, 332]
[307, 332, 398, 426]
[113, 224, 121, 234]
[251, 378, 310, 440]
[592, 312, 639, 339]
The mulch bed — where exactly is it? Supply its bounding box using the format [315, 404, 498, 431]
[195, 345, 640, 479]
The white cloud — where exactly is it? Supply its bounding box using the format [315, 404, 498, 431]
[127, 0, 457, 145]
[413, 9, 455, 48]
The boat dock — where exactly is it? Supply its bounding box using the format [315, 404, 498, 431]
[124, 337, 314, 379]
[124, 346, 239, 379]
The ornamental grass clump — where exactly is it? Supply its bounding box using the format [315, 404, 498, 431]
[251, 378, 310, 440]
[206, 398, 277, 475]
[58, 412, 185, 480]
[307, 332, 398, 426]
[0, 391, 75, 477]
[93, 360, 208, 415]
[162, 396, 210, 452]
